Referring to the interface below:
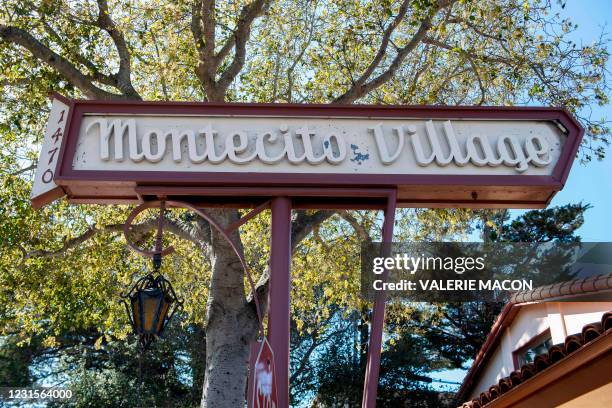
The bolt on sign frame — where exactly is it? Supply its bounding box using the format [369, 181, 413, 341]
[31, 94, 583, 407]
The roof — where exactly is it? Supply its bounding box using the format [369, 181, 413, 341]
[458, 311, 612, 407]
[456, 273, 612, 401]
[510, 273, 612, 303]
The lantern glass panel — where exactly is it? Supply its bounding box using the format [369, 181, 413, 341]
[141, 288, 163, 334]
[156, 298, 170, 333]
[130, 296, 141, 333]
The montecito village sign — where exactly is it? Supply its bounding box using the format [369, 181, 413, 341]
[32, 94, 582, 209]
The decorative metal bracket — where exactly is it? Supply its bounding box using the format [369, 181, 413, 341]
[123, 200, 175, 259]
[122, 199, 270, 334]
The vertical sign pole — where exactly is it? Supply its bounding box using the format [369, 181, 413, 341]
[362, 190, 397, 407]
[268, 196, 292, 407]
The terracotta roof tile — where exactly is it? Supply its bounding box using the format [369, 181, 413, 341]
[487, 384, 500, 400]
[582, 322, 602, 343]
[478, 391, 491, 405]
[594, 274, 612, 290]
[508, 371, 522, 387]
[533, 354, 550, 371]
[564, 334, 583, 354]
[457, 311, 612, 407]
[498, 377, 512, 394]
[510, 273, 612, 303]
[547, 344, 566, 364]
[603, 311, 612, 330]
[519, 362, 536, 381]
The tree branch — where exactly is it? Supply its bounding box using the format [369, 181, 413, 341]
[95, 0, 140, 99]
[6, 163, 37, 176]
[215, 32, 235, 67]
[191, 0, 217, 98]
[350, 0, 411, 91]
[23, 223, 130, 260]
[0, 77, 29, 87]
[191, 0, 270, 101]
[0, 24, 123, 99]
[333, 0, 456, 104]
[422, 36, 515, 66]
[39, 16, 119, 88]
[290, 312, 351, 383]
[338, 210, 371, 241]
[291, 210, 335, 251]
[215, 0, 270, 96]
[285, 5, 318, 102]
[22, 216, 205, 262]
[466, 55, 486, 105]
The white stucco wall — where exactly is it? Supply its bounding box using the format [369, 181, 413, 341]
[559, 302, 611, 335]
[468, 301, 612, 399]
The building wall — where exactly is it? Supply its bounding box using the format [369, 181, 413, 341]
[468, 301, 612, 399]
[559, 302, 611, 335]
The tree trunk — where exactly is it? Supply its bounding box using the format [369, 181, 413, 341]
[201, 209, 259, 408]
[189, 325, 206, 404]
[359, 306, 369, 370]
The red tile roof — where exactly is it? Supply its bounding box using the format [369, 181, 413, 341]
[510, 273, 612, 303]
[458, 311, 612, 408]
[456, 273, 612, 402]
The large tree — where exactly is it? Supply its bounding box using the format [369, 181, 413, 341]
[0, 1, 609, 407]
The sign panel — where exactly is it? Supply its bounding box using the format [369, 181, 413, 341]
[74, 116, 560, 176]
[31, 97, 70, 208]
[249, 338, 278, 408]
[35, 98, 583, 209]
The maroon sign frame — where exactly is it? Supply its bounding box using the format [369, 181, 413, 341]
[46, 94, 583, 210]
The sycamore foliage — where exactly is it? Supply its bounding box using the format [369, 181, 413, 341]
[0, 0, 610, 406]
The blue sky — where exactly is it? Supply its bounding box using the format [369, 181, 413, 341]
[533, 0, 612, 242]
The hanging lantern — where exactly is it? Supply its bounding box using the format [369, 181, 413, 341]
[123, 267, 180, 349]
[122, 200, 181, 349]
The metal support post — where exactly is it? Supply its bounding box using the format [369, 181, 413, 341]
[268, 196, 292, 407]
[362, 190, 397, 407]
